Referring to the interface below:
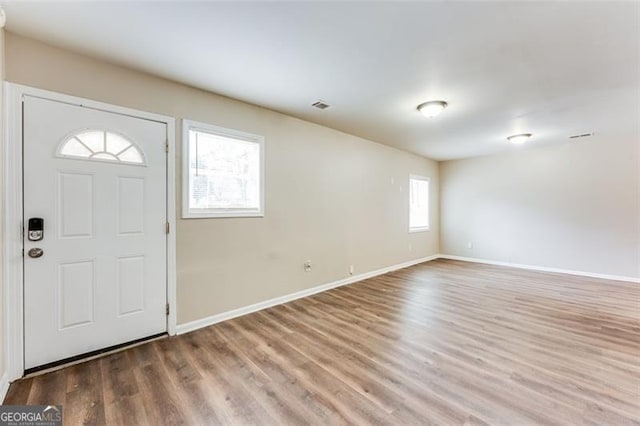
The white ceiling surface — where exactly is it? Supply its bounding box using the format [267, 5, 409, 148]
[4, 1, 639, 160]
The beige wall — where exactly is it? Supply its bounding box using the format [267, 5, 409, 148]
[440, 134, 639, 278]
[5, 33, 440, 324]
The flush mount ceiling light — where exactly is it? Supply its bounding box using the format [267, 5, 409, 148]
[417, 100, 448, 118]
[507, 133, 532, 144]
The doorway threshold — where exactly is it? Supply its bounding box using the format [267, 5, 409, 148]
[23, 332, 167, 378]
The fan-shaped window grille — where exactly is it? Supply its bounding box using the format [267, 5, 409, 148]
[57, 130, 145, 165]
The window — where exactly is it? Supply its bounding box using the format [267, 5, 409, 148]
[409, 175, 430, 232]
[57, 130, 145, 165]
[182, 120, 264, 218]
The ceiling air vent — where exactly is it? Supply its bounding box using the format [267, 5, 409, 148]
[311, 100, 331, 110]
[569, 132, 594, 139]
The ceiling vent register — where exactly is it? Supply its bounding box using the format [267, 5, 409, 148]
[569, 133, 594, 139]
[311, 101, 331, 110]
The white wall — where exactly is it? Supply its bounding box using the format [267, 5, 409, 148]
[440, 133, 639, 279]
[5, 32, 440, 324]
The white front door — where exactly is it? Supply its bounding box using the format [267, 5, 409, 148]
[23, 95, 168, 369]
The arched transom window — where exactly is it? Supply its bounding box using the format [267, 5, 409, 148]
[57, 130, 145, 165]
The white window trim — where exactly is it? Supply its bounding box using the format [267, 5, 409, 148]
[409, 174, 430, 233]
[182, 119, 265, 219]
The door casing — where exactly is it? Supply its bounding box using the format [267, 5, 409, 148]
[3, 82, 177, 381]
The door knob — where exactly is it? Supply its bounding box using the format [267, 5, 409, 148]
[28, 248, 44, 258]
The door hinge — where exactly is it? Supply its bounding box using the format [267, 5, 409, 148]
[165, 141, 169, 153]
[166, 303, 170, 316]
[165, 222, 170, 234]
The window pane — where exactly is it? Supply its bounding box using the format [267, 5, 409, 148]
[118, 146, 144, 164]
[58, 131, 145, 165]
[60, 139, 92, 157]
[106, 132, 132, 154]
[409, 178, 429, 229]
[92, 152, 118, 161]
[76, 131, 104, 153]
[189, 130, 260, 211]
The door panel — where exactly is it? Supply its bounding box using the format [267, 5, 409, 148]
[117, 177, 145, 235]
[23, 96, 167, 369]
[58, 260, 94, 328]
[58, 172, 94, 239]
[117, 255, 146, 316]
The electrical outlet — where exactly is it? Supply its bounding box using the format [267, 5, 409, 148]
[349, 265, 354, 275]
[304, 261, 312, 272]
[467, 241, 473, 249]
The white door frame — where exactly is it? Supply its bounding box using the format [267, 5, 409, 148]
[2, 82, 177, 381]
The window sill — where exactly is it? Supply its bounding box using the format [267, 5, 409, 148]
[183, 210, 264, 219]
[409, 227, 430, 233]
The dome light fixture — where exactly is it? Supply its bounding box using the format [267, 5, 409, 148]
[507, 133, 532, 144]
[417, 100, 448, 118]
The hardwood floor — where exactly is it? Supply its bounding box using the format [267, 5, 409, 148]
[5, 259, 640, 425]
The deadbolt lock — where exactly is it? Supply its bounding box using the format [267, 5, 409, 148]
[28, 248, 44, 258]
[28, 218, 44, 241]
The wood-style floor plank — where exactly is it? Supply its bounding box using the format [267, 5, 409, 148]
[4, 259, 640, 425]
[3, 377, 33, 406]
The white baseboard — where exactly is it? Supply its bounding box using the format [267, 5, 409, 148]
[0, 372, 9, 404]
[176, 254, 439, 335]
[438, 254, 640, 283]
[176, 252, 637, 335]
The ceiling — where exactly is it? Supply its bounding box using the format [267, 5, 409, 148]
[4, 1, 639, 160]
